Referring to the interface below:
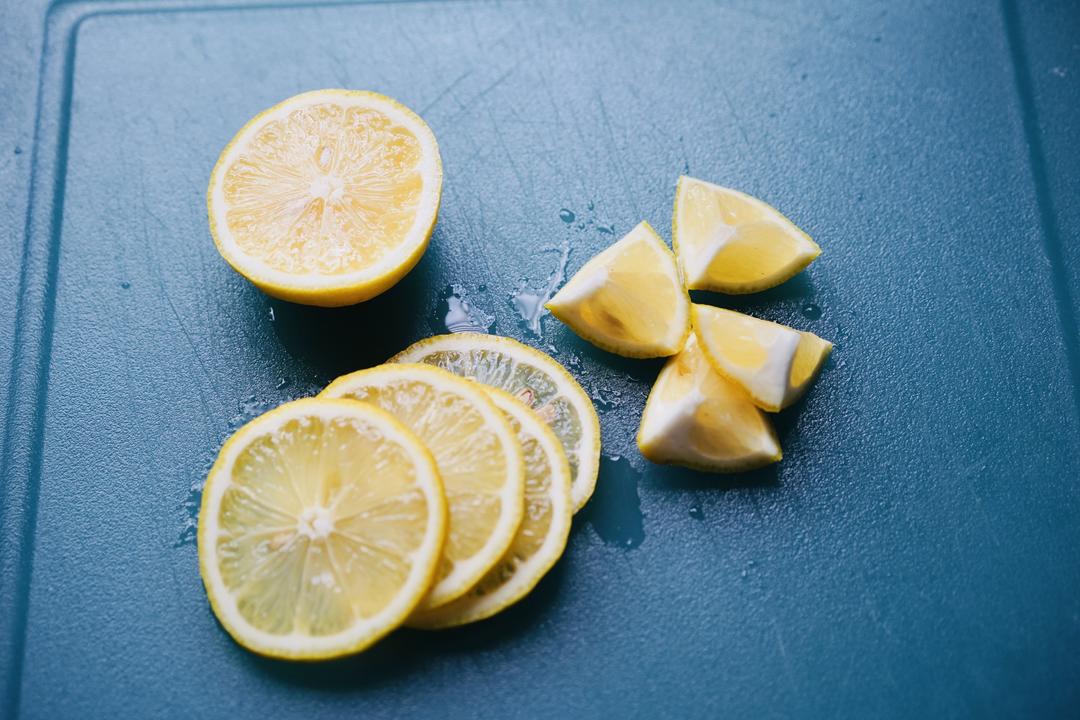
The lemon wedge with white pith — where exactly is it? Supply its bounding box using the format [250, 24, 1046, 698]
[320, 364, 524, 611]
[546, 221, 690, 358]
[638, 334, 780, 472]
[674, 176, 819, 294]
[390, 333, 601, 513]
[198, 398, 446, 660]
[410, 388, 572, 629]
[208, 90, 442, 307]
[693, 304, 831, 412]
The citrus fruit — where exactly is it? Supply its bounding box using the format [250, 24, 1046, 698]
[390, 333, 600, 512]
[637, 334, 781, 472]
[409, 388, 572, 629]
[198, 398, 446, 659]
[207, 89, 442, 307]
[673, 176, 819, 294]
[320, 364, 523, 610]
[692, 304, 831, 412]
[546, 221, 690, 358]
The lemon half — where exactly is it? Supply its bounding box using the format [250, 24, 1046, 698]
[198, 398, 446, 659]
[208, 90, 442, 307]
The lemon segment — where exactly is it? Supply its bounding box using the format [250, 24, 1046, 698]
[545, 221, 690, 358]
[693, 304, 829, 411]
[208, 90, 442, 307]
[673, 176, 819, 294]
[389, 333, 601, 512]
[637, 335, 781, 472]
[409, 388, 572, 628]
[320, 364, 523, 610]
[198, 398, 446, 660]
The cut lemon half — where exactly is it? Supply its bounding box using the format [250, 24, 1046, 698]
[637, 334, 781, 472]
[673, 176, 819, 294]
[390, 333, 601, 512]
[208, 89, 442, 307]
[545, 221, 690, 358]
[198, 398, 446, 660]
[320, 364, 523, 611]
[410, 388, 572, 629]
[693, 304, 831, 412]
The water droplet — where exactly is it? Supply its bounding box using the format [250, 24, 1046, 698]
[683, 161, 690, 174]
[576, 223, 585, 230]
[120, 281, 131, 289]
[587, 201, 595, 211]
[275, 377, 289, 390]
[477, 283, 487, 293]
[509, 237, 571, 337]
[14, 146, 23, 155]
[801, 303, 822, 320]
[436, 284, 495, 334]
[559, 208, 575, 223]
[689, 505, 704, 521]
[268, 307, 276, 322]
[597, 224, 615, 235]
[581, 456, 645, 550]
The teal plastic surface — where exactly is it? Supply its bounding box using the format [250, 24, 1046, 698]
[2, 0, 1079, 717]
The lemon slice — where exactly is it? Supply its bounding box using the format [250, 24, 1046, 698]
[208, 90, 442, 307]
[637, 334, 781, 472]
[390, 333, 601, 512]
[692, 304, 831, 411]
[545, 221, 690, 358]
[320, 364, 523, 610]
[673, 176, 820, 294]
[198, 398, 446, 659]
[410, 388, 572, 629]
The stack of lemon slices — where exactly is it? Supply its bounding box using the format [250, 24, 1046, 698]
[198, 336, 600, 659]
[547, 176, 831, 472]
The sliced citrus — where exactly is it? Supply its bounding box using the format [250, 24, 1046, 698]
[198, 398, 446, 659]
[207, 89, 442, 307]
[637, 334, 781, 472]
[410, 388, 572, 629]
[545, 221, 690, 358]
[320, 364, 523, 610]
[673, 176, 820, 294]
[692, 304, 830, 411]
[390, 333, 600, 512]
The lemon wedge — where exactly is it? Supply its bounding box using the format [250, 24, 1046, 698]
[546, 221, 690, 358]
[692, 304, 831, 412]
[321, 364, 523, 610]
[198, 398, 446, 659]
[208, 90, 442, 307]
[390, 333, 601, 512]
[673, 176, 819, 293]
[637, 334, 781, 472]
[410, 388, 572, 628]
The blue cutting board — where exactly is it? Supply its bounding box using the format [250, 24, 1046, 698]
[3, 0, 1079, 717]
